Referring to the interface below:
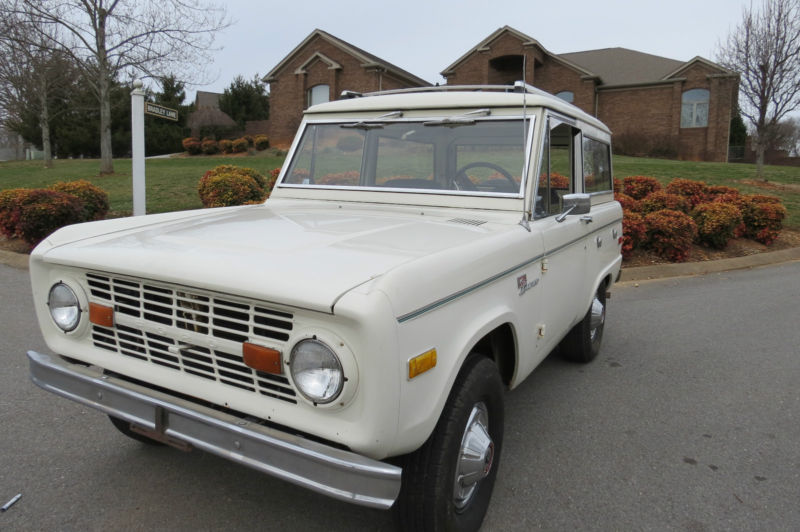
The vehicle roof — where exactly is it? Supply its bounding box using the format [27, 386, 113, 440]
[304, 86, 610, 134]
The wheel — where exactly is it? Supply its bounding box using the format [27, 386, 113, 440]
[560, 284, 607, 363]
[395, 355, 504, 532]
[108, 415, 164, 446]
[454, 161, 517, 191]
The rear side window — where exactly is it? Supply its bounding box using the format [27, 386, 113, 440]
[582, 137, 612, 193]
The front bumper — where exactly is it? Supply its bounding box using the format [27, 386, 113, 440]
[27, 350, 402, 509]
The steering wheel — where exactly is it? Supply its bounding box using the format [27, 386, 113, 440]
[454, 162, 517, 191]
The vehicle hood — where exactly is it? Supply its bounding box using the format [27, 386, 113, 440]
[34, 202, 511, 314]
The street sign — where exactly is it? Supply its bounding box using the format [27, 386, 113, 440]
[144, 102, 178, 121]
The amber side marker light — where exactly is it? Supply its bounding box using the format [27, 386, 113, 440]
[89, 303, 114, 327]
[243, 342, 283, 375]
[409, 348, 437, 379]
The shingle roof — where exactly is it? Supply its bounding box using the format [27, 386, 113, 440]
[265, 29, 429, 86]
[559, 47, 686, 87]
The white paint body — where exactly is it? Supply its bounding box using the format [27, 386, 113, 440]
[30, 88, 622, 459]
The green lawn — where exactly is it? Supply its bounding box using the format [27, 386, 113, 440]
[1, 152, 798, 229]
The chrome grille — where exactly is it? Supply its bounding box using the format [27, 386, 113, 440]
[86, 272, 296, 404]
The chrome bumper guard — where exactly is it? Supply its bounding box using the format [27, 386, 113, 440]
[27, 350, 402, 509]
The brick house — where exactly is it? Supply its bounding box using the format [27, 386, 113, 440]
[442, 26, 739, 162]
[264, 29, 429, 148]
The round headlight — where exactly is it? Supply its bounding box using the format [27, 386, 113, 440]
[48, 282, 81, 332]
[290, 339, 344, 404]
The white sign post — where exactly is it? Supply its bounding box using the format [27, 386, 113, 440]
[131, 80, 146, 216]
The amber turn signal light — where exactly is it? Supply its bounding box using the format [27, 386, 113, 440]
[89, 303, 114, 327]
[409, 348, 437, 379]
[243, 343, 283, 375]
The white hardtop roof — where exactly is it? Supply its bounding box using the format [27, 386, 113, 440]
[304, 86, 610, 134]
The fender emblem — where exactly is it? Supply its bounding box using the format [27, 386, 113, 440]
[517, 274, 539, 296]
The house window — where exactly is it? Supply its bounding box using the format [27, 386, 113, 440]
[555, 91, 574, 104]
[307, 84, 330, 107]
[681, 89, 709, 128]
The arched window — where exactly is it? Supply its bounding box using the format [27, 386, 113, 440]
[307, 84, 330, 107]
[555, 91, 574, 104]
[681, 89, 709, 128]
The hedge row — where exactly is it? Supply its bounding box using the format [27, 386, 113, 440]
[617, 176, 786, 262]
[0, 180, 109, 247]
[182, 134, 269, 155]
[197, 165, 280, 207]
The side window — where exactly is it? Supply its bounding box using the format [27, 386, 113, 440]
[582, 137, 612, 193]
[680, 89, 709, 128]
[536, 120, 575, 217]
[307, 84, 330, 108]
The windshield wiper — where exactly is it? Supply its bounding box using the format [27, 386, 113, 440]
[340, 122, 385, 130]
[423, 108, 490, 128]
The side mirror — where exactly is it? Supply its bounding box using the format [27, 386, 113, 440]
[555, 193, 591, 222]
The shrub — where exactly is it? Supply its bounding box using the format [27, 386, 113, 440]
[622, 176, 661, 200]
[254, 135, 270, 150]
[691, 202, 743, 249]
[13, 189, 84, 246]
[613, 177, 623, 194]
[201, 139, 219, 155]
[739, 195, 786, 245]
[614, 192, 640, 212]
[639, 191, 690, 214]
[621, 210, 646, 260]
[182, 137, 202, 155]
[50, 180, 109, 221]
[198, 165, 268, 207]
[243, 135, 254, 147]
[644, 209, 698, 262]
[219, 139, 233, 154]
[665, 178, 709, 208]
[231, 137, 248, 153]
[706, 185, 740, 200]
[0, 188, 30, 238]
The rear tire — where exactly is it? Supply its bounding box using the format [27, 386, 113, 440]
[395, 355, 504, 531]
[560, 284, 606, 363]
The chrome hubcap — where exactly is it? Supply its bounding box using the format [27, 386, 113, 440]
[589, 295, 605, 343]
[453, 402, 493, 510]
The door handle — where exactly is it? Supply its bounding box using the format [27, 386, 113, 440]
[580, 215, 593, 224]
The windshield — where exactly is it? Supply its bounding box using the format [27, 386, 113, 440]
[281, 119, 528, 196]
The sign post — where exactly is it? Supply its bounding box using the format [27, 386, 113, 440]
[131, 80, 146, 216]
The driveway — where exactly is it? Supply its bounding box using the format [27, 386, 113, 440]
[1, 261, 799, 530]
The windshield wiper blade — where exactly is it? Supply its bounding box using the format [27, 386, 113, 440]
[340, 122, 385, 130]
[423, 118, 476, 128]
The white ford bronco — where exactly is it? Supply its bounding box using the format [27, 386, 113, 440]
[28, 83, 622, 531]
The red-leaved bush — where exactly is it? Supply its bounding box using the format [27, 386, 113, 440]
[665, 178, 709, 208]
[621, 210, 646, 260]
[182, 137, 202, 155]
[644, 209, 698, 262]
[49, 180, 109, 221]
[691, 202, 743, 249]
[639, 191, 690, 214]
[3, 189, 84, 246]
[198, 165, 268, 207]
[623, 176, 662, 200]
[739, 195, 786, 245]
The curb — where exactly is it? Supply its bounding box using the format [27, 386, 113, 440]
[619, 246, 800, 283]
[0, 249, 30, 270]
[2, 245, 800, 279]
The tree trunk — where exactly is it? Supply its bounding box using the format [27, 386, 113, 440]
[38, 88, 52, 169]
[98, 74, 114, 174]
[755, 144, 766, 180]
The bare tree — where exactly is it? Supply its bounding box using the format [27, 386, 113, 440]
[717, 0, 800, 179]
[1, 0, 228, 174]
[0, 11, 76, 168]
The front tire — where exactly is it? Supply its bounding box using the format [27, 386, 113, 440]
[560, 284, 607, 363]
[395, 355, 504, 531]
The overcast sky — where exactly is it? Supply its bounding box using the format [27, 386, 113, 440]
[187, 0, 752, 101]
